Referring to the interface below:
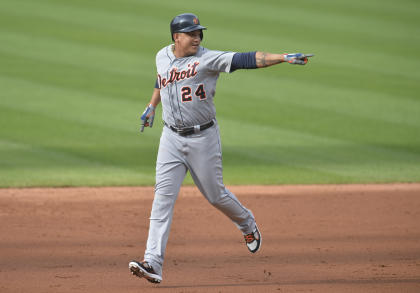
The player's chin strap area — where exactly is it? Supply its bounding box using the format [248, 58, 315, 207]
[164, 120, 214, 136]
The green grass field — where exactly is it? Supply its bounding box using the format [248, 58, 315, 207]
[1, 0, 420, 187]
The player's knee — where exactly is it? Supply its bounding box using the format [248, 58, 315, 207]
[207, 197, 219, 206]
[206, 193, 227, 207]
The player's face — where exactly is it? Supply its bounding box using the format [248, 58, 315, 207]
[174, 30, 202, 57]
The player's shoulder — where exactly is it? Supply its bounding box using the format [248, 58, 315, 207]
[197, 46, 210, 55]
[156, 44, 173, 60]
[196, 46, 236, 67]
[198, 46, 236, 58]
[197, 46, 232, 56]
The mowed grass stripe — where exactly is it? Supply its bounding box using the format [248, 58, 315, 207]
[219, 117, 420, 184]
[0, 29, 155, 77]
[0, 0, 169, 46]
[0, 50, 149, 104]
[0, 12, 161, 57]
[0, 32, 155, 102]
[216, 88, 420, 156]
[218, 118, 420, 169]
[0, 146, 155, 188]
[0, 168, 155, 188]
[0, 76, 162, 141]
[0, 138, 156, 178]
[219, 165, 354, 185]
[222, 64, 420, 134]
[221, 146, 420, 184]
[219, 149, 358, 185]
[0, 104, 158, 164]
[0, 138, 130, 171]
[216, 73, 420, 139]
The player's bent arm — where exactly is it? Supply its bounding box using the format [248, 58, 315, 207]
[149, 88, 161, 107]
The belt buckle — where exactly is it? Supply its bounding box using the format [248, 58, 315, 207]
[176, 128, 185, 135]
[175, 126, 190, 136]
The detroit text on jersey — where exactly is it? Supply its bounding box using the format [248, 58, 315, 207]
[158, 61, 200, 88]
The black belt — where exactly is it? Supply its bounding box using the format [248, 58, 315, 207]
[165, 120, 214, 136]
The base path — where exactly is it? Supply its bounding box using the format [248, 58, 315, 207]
[1, 184, 420, 292]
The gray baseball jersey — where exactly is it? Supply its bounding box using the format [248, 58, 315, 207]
[156, 44, 235, 127]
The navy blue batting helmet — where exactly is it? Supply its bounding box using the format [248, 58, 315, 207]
[170, 13, 207, 41]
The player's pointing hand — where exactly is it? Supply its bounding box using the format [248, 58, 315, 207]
[282, 53, 314, 65]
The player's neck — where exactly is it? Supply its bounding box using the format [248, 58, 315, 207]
[172, 44, 193, 58]
[172, 44, 184, 58]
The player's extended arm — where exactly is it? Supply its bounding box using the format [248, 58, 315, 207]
[140, 88, 161, 132]
[230, 52, 314, 72]
[256, 52, 314, 67]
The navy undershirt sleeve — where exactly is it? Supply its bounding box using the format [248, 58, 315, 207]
[155, 79, 159, 89]
[230, 51, 257, 72]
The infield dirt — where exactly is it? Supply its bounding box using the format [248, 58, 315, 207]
[1, 184, 419, 292]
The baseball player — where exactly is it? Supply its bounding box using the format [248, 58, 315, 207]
[129, 13, 313, 284]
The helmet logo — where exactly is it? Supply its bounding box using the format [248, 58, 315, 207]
[193, 18, 199, 25]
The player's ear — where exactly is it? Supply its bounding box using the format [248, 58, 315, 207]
[173, 33, 179, 42]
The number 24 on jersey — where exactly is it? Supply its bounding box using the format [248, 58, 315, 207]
[181, 84, 206, 102]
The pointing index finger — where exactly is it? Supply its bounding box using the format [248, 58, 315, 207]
[303, 54, 314, 58]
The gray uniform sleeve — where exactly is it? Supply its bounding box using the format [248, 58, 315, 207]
[202, 50, 236, 73]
